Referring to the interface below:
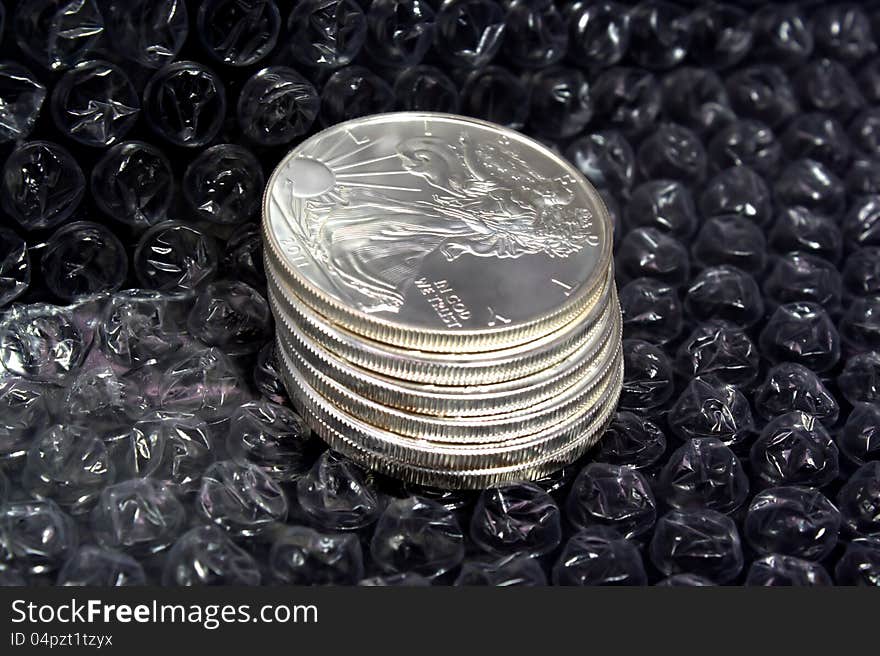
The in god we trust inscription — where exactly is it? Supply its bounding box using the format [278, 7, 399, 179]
[414, 278, 471, 329]
[263, 112, 612, 351]
[263, 112, 622, 487]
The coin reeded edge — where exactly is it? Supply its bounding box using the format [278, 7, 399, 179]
[261, 111, 615, 353]
[276, 339, 624, 468]
[266, 256, 617, 386]
[287, 361, 623, 489]
[281, 330, 622, 442]
[270, 282, 620, 416]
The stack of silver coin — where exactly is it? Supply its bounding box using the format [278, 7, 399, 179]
[262, 113, 621, 489]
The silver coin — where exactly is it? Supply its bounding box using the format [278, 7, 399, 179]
[266, 263, 616, 386]
[281, 357, 623, 489]
[301, 414, 617, 489]
[276, 340, 623, 469]
[278, 317, 621, 442]
[296, 390, 620, 489]
[263, 112, 612, 352]
[271, 286, 620, 417]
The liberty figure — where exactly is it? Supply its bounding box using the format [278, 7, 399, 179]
[293, 133, 599, 314]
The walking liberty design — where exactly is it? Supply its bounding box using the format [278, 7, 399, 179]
[278, 130, 600, 315]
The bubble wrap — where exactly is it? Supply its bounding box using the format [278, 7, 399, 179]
[1, 0, 879, 587]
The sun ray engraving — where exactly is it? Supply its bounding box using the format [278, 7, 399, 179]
[336, 170, 416, 178]
[272, 193, 309, 247]
[318, 133, 351, 162]
[346, 129, 370, 145]
[274, 129, 598, 316]
[333, 153, 401, 171]
[326, 140, 375, 167]
[335, 181, 423, 192]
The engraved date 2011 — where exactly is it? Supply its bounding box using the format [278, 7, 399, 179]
[415, 278, 471, 329]
[280, 238, 310, 268]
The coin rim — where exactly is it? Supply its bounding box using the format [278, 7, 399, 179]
[289, 363, 622, 489]
[262, 111, 614, 352]
[276, 340, 623, 468]
[279, 324, 621, 442]
[270, 283, 619, 416]
[266, 260, 616, 385]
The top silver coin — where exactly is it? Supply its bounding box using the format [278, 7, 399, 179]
[263, 112, 612, 352]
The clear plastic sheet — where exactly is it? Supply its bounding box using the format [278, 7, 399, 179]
[1, 0, 880, 587]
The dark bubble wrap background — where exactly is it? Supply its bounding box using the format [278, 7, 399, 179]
[1, 0, 880, 587]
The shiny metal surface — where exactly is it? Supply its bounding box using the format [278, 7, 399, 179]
[296, 393, 620, 489]
[277, 345, 623, 489]
[262, 112, 623, 488]
[263, 112, 612, 351]
[270, 286, 620, 417]
[266, 263, 616, 386]
[278, 340, 622, 466]
[281, 329, 621, 441]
